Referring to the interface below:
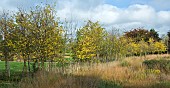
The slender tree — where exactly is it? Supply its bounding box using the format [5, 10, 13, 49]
[0, 11, 16, 78]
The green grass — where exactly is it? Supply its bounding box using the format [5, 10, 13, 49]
[0, 57, 74, 72]
[0, 61, 26, 83]
[0, 61, 24, 72]
[0, 58, 74, 76]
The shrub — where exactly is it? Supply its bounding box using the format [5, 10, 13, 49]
[98, 80, 122, 88]
[151, 81, 170, 88]
[143, 59, 170, 74]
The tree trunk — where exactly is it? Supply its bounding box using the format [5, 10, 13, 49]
[49, 59, 52, 72]
[27, 54, 31, 76]
[22, 55, 27, 77]
[5, 56, 10, 78]
[41, 57, 45, 70]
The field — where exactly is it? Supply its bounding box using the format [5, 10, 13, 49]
[1, 54, 170, 88]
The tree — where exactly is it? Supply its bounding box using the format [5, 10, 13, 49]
[167, 32, 170, 53]
[154, 41, 166, 54]
[15, 9, 34, 75]
[126, 39, 139, 56]
[0, 11, 16, 77]
[124, 28, 161, 42]
[138, 39, 149, 56]
[75, 21, 105, 62]
[29, 5, 64, 70]
[148, 38, 156, 54]
[14, 4, 65, 74]
[149, 29, 161, 41]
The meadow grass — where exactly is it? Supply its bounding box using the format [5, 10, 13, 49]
[1, 54, 170, 88]
[17, 54, 170, 88]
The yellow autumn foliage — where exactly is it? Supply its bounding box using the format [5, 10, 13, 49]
[76, 21, 105, 60]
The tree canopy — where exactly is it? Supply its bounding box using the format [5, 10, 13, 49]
[124, 28, 161, 42]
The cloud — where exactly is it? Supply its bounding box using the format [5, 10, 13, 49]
[157, 11, 170, 26]
[0, 0, 170, 35]
[56, 1, 170, 35]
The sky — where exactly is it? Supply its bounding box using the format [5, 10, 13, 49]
[0, 0, 170, 36]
